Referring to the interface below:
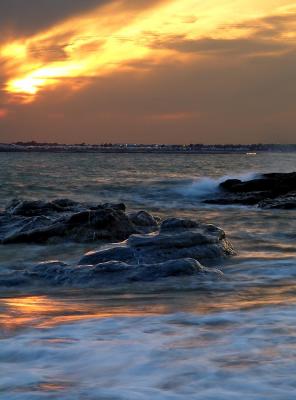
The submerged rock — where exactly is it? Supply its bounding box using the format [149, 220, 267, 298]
[17, 257, 222, 286]
[0, 199, 158, 244]
[205, 172, 296, 209]
[1, 257, 223, 288]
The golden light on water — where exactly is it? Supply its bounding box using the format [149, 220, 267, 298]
[1, 285, 296, 334]
[0, 295, 168, 334]
[1, 0, 294, 102]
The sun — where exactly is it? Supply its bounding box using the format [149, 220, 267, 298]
[8, 77, 44, 95]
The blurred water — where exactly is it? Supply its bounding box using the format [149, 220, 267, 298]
[0, 152, 295, 209]
[0, 152, 295, 399]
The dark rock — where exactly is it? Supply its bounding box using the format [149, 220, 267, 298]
[5, 199, 62, 216]
[206, 172, 296, 209]
[15, 257, 223, 287]
[204, 193, 267, 206]
[258, 192, 296, 209]
[0, 199, 158, 244]
[2, 219, 67, 244]
[101, 203, 126, 212]
[65, 208, 135, 241]
[160, 218, 200, 232]
[79, 217, 235, 267]
[128, 210, 158, 228]
[219, 179, 244, 191]
[51, 199, 81, 210]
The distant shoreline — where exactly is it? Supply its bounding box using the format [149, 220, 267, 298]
[1, 143, 296, 154]
[1, 150, 295, 154]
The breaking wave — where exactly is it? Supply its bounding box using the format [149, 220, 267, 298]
[176, 172, 260, 199]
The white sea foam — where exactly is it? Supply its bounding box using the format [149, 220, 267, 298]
[176, 172, 260, 199]
[1, 308, 296, 399]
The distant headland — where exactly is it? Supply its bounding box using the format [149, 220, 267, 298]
[0, 142, 296, 154]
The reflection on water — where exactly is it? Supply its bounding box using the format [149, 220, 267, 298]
[1, 278, 296, 337]
[0, 295, 172, 336]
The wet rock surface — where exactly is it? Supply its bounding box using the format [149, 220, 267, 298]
[0, 199, 158, 244]
[80, 218, 234, 267]
[205, 172, 296, 208]
[0, 215, 234, 287]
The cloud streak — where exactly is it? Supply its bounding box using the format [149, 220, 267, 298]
[1, 0, 295, 100]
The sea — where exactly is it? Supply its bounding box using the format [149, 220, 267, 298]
[0, 151, 296, 399]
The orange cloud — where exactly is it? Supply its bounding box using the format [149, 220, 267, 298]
[0, 0, 295, 103]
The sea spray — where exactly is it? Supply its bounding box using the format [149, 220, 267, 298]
[175, 172, 260, 199]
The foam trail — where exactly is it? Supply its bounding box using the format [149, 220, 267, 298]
[1, 308, 296, 400]
[177, 172, 260, 199]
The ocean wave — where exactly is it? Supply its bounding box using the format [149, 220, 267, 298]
[175, 172, 260, 199]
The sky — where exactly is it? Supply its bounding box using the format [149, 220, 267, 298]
[0, 0, 295, 144]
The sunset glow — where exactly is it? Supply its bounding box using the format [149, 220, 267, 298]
[1, 0, 295, 101]
[0, 0, 295, 144]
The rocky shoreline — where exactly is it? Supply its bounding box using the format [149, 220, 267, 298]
[0, 199, 235, 287]
[2, 172, 294, 288]
[205, 172, 296, 209]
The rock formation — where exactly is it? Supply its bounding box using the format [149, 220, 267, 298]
[205, 172, 296, 209]
[0, 209, 235, 286]
[0, 199, 158, 244]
